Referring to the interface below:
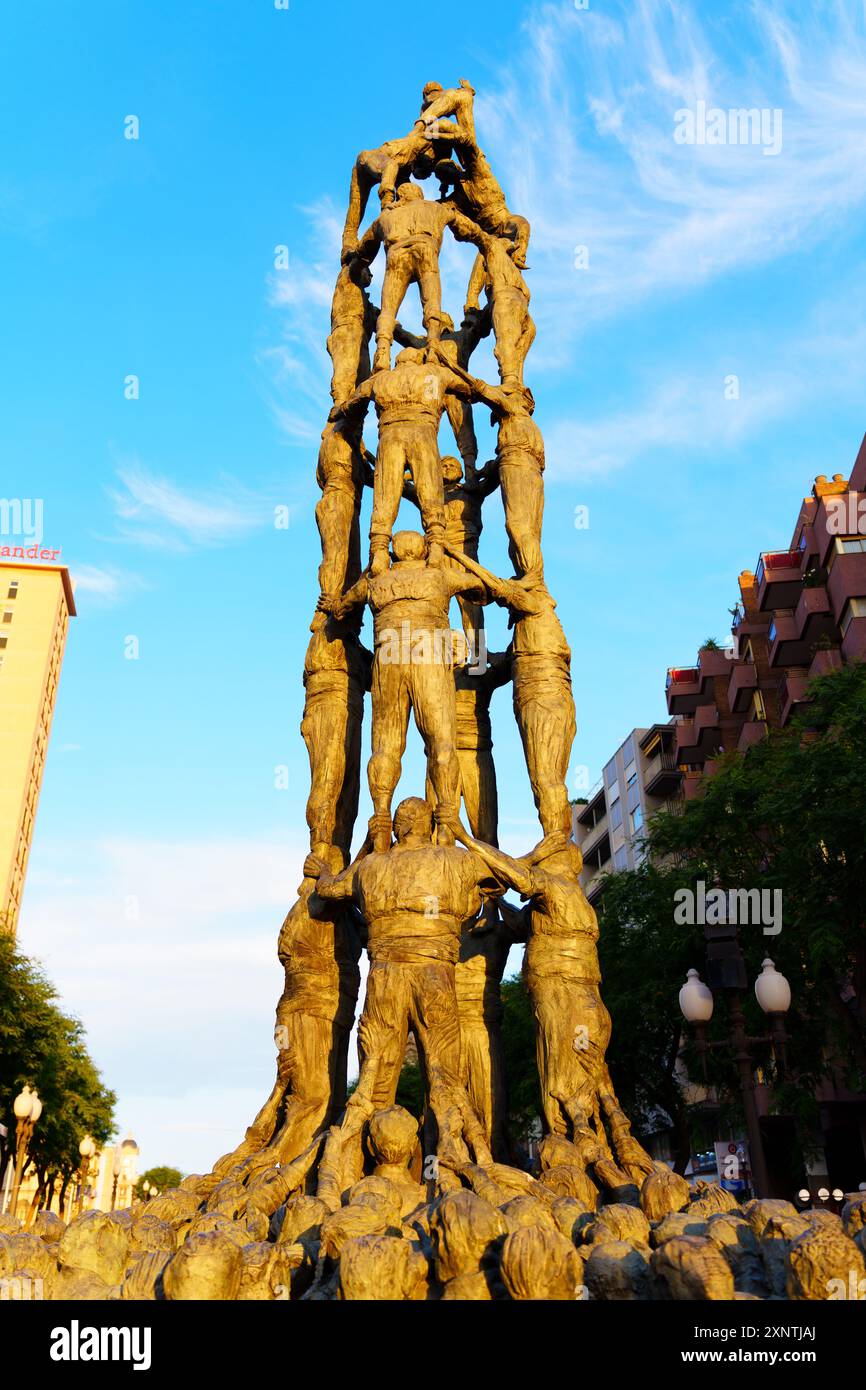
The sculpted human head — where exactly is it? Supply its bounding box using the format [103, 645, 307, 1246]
[441, 455, 463, 485]
[392, 797, 433, 844]
[394, 346, 425, 368]
[390, 529, 427, 563]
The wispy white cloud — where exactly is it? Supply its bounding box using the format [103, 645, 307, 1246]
[544, 274, 866, 480]
[476, 0, 866, 363]
[68, 563, 148, 607]
[106, 462, 270, 551]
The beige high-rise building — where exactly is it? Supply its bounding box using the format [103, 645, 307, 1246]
[0, 561, 76, 935]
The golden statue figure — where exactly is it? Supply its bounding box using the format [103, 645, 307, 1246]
[438, 360, 545, 577]
[450, 823, 653, 1184]
[455, 906, 524, 1163]
[395, 305, 492, 478]
[446, 552, 575, 836]
[451, 647, 511, 846]
[327, 256, 378, 407]
[341, 132, 435, 262]
[403, 453, 499, 646]
[353, 182, 489, 372]
[307, 797, 499, 1172]
[332, 530, 486, 852]
[466, 233, 536, 387]
[314, 418, 373, 608]
[39, 79, 743, 1307]
[301, 611, 372, 864]
[433, 141, 530, 269]
[210, 860, 362, 1179]
[331, 347, 474, 573]
[414, 78, 478, 149]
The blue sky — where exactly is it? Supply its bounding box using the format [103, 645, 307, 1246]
[6, 0, 866, 1174]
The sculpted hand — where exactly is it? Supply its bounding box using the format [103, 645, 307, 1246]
[303, 853, 327, 880]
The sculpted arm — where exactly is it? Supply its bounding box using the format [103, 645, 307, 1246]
[453, 822, 536, 897]
[328, 375, 375, 423]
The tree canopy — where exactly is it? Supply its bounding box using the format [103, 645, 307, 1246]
[0, 937, 115, 1198]
[596, 663, 866, 1170]
[135, 1165, 182, 1198]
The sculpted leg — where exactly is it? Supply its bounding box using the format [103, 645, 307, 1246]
[515, 690, 576, 835]
[342, 159, 375, 256]
[332, 692, 363, 865]
[375, 255, 413, 371]
[369, 430, 408, 566]
[327, 322, 365, 407]
[315, 488, 358, 604]
[417, 251, 445, 347]
[405, 426, 446, 557]
[357, 960, 411, 1112]
[302, 693, 347, 854]
[368, 665, 411, 843]
[411, 666, 460, 837]
[457, 746, 499, 845]
[410, 962, 475, 1170]
[499, 461, 544, 576]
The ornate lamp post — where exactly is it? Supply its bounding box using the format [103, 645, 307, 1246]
[9, 1085, 43, 1218]
[77, 1135, 96, 1217]
[110, 1147, 122, 1210]
[678, 945, 792, 1200]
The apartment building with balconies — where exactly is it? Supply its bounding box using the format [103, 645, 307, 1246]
[665, 434, 866, 790]
[573, 724, 683, 906]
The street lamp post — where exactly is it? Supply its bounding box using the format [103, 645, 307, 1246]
[678, 928, 792, 1200]
[77, 1135, 96, 1217]
[110, 1148, 122, 1211]
[9, 1085, 43, 1219]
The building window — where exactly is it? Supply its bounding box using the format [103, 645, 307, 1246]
[604, 760, 618, 789]
[841, 597, 866, 636]
[751, 689, 767, 722]
[837, 537, 866, 555]
[0, 635, 7, 649]
[2, 609, 12, 624]
[624, 760, 637, 788]
[614, 845, 628, 871]
[630, 805, 643, 833]
[7, 581, 18, 599]
[610, 799, 623, 831]
[742, 639, 755, 664]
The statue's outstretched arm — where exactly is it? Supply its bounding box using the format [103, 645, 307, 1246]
[453, 820, 535, 897]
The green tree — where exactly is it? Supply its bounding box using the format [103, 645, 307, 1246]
[0, 937, 115, 1210]
[135, 1165, 183, 1198]
[597, 863, 706, 1172]
[596, 663, 866, 1169]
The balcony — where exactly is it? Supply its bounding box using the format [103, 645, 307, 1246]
[575, 784, 606, 833]
[794, 586, 834, 646]
[584, 864, 610, 906]
[814, 491, 865, 566]
[827, 551, 866, 625]
[643, 747, 683, 798]
[755, 550, 803, 611]
[666, 666, 709, 715]
[682, 772, 704, 801]
[808, 647, 843, 680]
[698, 646, 735, 684]
[767, 610, 811, 668]
[737, 720, 767, 753]
[727, 659, 758, 712]
[579, 816, 610, 861]
[779, 670, 810, 726]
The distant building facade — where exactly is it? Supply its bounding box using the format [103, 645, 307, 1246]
[0, 561, 75, 935]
